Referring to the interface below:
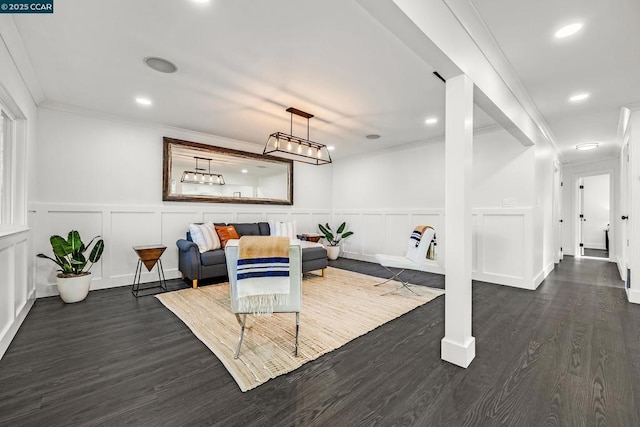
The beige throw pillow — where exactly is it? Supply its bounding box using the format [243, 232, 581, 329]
[189, 223, 221, 253]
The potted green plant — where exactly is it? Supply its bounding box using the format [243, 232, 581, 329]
[318, 222, 354, 260]
[37, 231, 104, 303]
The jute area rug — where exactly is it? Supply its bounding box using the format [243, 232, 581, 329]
[156, 267, 444, 392]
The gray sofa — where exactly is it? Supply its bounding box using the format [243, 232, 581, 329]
[176, 222, 328, 288]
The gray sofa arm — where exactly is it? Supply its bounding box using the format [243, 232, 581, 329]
[177, 239, 200, 282]
[177, 239, 198, 252]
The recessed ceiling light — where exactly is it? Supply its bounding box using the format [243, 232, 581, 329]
[135, 97, 152, 106]
[144, 57, 178, 74]
[241, 169, 248, 174]
[576, 142, 599, 151]
[327, 146, 335, 151]
[569, 92, 590, 103]
[425, 117, 438, 125]
[366, 134, 380, 140]
[555, 22, 583, 39]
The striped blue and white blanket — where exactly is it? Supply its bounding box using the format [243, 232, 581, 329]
[409, 226, 428, 248]
[236, 236, 290, 315]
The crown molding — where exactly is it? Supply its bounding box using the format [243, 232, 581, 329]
[0, 16, 45, 105]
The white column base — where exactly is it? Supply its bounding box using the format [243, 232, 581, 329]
[441, 336, 476, 368]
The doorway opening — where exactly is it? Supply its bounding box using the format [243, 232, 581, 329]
[577, 173, 610, 259]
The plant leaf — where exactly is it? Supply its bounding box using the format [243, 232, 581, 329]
[341, 231, 354, 239]
[50, 235, 72, 258]
[37, 253, 65, 269]
[67, 230, 83, 254]
[325, 223, 332, 231]
[89, 239, 104, 263]
[336, 222, 346, 234]
[318, 224, 329, 236]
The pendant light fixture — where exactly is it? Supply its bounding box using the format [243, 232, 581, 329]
[264, 107, 332, 165]
[180, 156, 225, 185]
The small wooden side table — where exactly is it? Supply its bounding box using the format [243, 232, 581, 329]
[132, 245, 167, 297]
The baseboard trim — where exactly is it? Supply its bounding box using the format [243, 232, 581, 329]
[472, 271, 533, 290]
[616, 256, 626, 281]
[533, 261, 555, 289]
[0, 288, 36, 359]
[36, 269, 182, 298]
[627, 288, 640, 305]
[441, 336, 476, 368]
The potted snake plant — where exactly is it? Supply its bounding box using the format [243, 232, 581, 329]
[318, 222, 354, 260]
[37, 231, 104, 303]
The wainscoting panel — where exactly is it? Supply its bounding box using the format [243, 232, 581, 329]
[385, 214, 412, 256]
[31, 203, 332, 297]
[203, 211, 236, 224]
[13, 239, 28, 315]
[0, 229, 35, 359]
[110, 212, 159, 279]
[339, 213, 364, 257]
[482, 214, 525, 279]
[0, 245, 12, 336]
[31, 204, 538, 296]
[160, 211, 200, 271]
[361, 214, 385, 257]
[236, 212, 266, 224]
[472, 214, 479, 272]
[332, 208, 537, 288]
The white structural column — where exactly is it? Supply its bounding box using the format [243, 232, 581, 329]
[441, 74, 476, 367]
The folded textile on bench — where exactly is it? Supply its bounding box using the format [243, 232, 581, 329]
[237, 236, 290, 315]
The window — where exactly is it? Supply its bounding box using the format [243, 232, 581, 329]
[0, 106, 15, 225]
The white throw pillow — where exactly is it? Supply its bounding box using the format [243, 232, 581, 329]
[189, 223, 221, 253]
[268, 220, 297, 239]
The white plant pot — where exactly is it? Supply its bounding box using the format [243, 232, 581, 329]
[57, 273, 91, 303]
[326, 246, 340, 260]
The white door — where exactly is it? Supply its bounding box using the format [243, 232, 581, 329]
[578, 178, 585, 256]
[621, 141, 630, 284]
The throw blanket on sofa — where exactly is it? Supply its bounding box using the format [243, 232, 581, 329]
[237, 236, 290, 315]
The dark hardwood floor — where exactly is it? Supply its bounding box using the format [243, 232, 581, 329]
[583, 248, 609, 259]
[1, 256, 638, 426]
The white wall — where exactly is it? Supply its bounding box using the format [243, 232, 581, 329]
[332, 126, 544, 289]
[332, 140, 446, 209]
[32, 107, 333, 296]
[619, 107, 640, 303]
[582, 174, 610, 250]
[0, 25, 38, 358]
[532, 138, 558, 285]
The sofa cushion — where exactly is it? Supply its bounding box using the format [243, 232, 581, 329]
[229, 223, 260, 237]
[200, 248, 226, 266]
[257, 222, 270, 236]
[301, 245, 327, 261]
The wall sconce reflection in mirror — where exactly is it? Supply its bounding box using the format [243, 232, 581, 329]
[163, 137, 293, 205]
[180, 156, 225, 185]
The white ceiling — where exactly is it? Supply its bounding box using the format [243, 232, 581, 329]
[471, 0, 640, 164]
[10, 0, 640, 163]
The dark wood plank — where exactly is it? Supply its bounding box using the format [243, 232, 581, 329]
[1, 256, 639, 426]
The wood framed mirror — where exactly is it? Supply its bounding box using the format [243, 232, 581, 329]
[162, 137, 293, 205]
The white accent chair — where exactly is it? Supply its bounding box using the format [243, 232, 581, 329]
[374, 227, 436, 294]
[224, 239, 302, 359]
